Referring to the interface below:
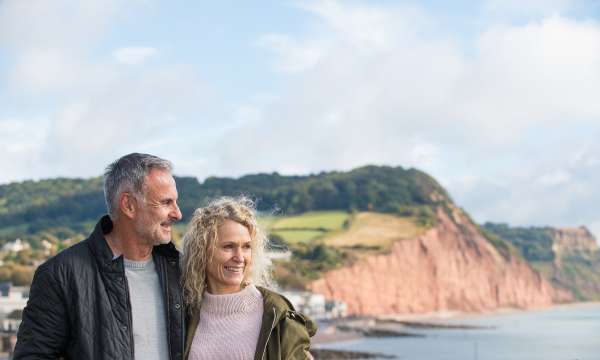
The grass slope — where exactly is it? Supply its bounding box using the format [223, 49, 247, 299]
[268, 211, 350, 244]
[266, 211, 429, 289]
[325, 212, 425, 250]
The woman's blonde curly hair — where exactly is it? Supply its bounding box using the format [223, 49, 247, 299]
[180, 196, 272, 309]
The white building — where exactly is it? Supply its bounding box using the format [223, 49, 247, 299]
[281, 290, 346, 319]
[0, 283, 29, 332]
[325, 299, 348, 318]
[265, 250, 292, 261]
[41, 239, 54, 255]
[2, 239, 31, 253]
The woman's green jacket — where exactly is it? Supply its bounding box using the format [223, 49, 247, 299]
[184, 286, 318, 359]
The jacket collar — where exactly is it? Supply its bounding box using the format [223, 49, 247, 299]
[89, 215, 179, 272]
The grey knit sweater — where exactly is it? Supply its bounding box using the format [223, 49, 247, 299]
[124, 257, 169, 360]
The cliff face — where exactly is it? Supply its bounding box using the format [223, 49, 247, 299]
[551, 227, 598, 260]
[546, 227, 600, 300]
[309, 208, 571, 316]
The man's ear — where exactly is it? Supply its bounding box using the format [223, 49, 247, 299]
[119, 192, 137, 219]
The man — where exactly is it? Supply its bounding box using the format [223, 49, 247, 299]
[14, 153, 185, 360]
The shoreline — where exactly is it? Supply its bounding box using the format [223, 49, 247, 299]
[312, 301, 600, 345]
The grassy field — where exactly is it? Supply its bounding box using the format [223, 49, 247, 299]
[263, 210, 428, 249]
[257, 215, 278, 230]
[324, 212, 425, 250]
[267, 211, 350, 244]
[175, 210, 426, 251]
[270, 211, 349, 231]
[174, 212, 349, 246]
[270, 229, 326, 244]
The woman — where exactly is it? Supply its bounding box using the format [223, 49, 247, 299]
[181, 196, 316, 360]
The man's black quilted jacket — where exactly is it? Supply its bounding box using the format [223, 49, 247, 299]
[13, 215, 185, 360]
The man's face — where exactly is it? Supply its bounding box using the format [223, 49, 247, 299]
[133, 169, 182, 246]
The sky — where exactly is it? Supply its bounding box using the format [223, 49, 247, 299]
[2, 0, 600, 237]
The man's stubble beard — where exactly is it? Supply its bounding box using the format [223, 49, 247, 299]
[134, 215, 171, 247]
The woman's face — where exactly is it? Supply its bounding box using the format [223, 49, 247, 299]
[206, 219, 253, 294]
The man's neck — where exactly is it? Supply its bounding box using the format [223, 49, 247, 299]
[105, 223, 153, 261]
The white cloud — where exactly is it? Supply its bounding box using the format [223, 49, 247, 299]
[38, 64, 214, 178]
[2, 0, 600, 239]
[485, 0, 577, 18]
[0, 0, 119, 50]
[0, 117, 49, 183]
[257, 34, 324, 73]
[408, 142, 437, 166]
[461, 16, 600, 130]
[0, 0, 217, 182]
[211, 0, 600, 234]
[298, 0, 429, 52]
[0, 0, 117, 95]
[8, 49, 84, 92]
[112, 47, 158, 65]
[537, 170, 571, 186]
[453, 139, 600, 240]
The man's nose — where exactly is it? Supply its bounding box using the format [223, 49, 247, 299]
[170, 202, 182, 221]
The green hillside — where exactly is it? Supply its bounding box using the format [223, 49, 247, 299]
[484, 223, 600, 300]
[0, 166, 597, 298]
[0, 165, 449, 244]
[482, 223, 555, 261]
[0, 165, 448, 286]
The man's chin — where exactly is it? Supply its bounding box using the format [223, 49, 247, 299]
[151, 233, 172, 246]
[157, 237, 172, 245]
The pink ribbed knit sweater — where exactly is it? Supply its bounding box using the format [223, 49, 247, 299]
[189, 285, 264, 360]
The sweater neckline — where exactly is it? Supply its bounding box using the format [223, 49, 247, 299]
[124, 257, 153, 270]
[202, 284, 262, 315]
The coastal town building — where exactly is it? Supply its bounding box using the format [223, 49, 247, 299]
[0, 283, 28, 332]
[0, 283, 28, 356]
[1, 239, 30, 253]
[266, 250, 292, 261]
[281, 290, 347, 319]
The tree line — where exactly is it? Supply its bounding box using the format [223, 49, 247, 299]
[0, 165, 450, 242]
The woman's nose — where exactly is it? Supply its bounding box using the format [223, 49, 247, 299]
[232, 248, 244, 261]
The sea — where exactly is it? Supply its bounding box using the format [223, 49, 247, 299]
[315, 303, 600, 360]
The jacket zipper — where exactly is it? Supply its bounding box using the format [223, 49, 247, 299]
[260, 307, 278, 360]
[159, 256, 173, 360]
[123, 273, 135, 359]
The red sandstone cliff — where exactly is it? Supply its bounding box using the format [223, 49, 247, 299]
[309, 208, 572, 316]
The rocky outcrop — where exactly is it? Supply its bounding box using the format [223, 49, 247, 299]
[551, 227, 598, 260]
[309, 208, 571, 316]
[545, 227, 600, 300]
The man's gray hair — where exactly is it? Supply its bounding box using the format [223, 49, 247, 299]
[103, 153, 173, 219]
